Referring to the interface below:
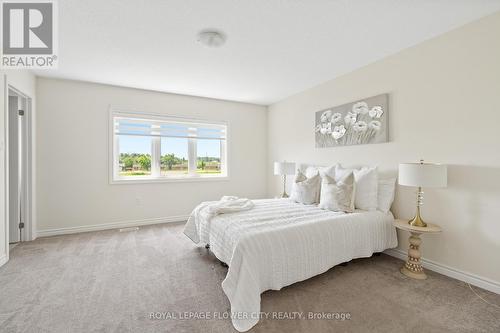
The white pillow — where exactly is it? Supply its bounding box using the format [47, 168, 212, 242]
[290, 170, 321, 205]
[319, 172, 355, 213]
[335, 165, 378, 211]
[318, 165, 336, 179]
[378, 178, 396, 213]
[305, 166, 320, 178]
[305, 165, 336, 179]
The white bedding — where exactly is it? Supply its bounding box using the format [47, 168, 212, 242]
[183, 198, 398, 332]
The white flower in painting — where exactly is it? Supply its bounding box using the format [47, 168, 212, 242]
[344, 112, 357, 125]
[369, 120, 382, 131]
[319, 122, 332, 135]
[369, 105, 384, 118]
[315, 124, 321, 133]
[352, 101, 369, 115]
[332, 125, 346, 140]
[320, 110, 332, 123]
[352, 121, 368, 132]
[331, 112, 342, 124]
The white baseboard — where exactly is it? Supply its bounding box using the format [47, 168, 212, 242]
[37, 215, 189, 237]
[384, 248, 500, 295]
[0, 254, 7, 268]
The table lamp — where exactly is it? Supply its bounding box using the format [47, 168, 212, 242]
[398, 160, 447, 227]
[274, 161, 296, 198]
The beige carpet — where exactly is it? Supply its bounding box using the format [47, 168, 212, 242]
[0, 222, 499, 333]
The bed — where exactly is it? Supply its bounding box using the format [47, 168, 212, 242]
[183, 198, 398, 332]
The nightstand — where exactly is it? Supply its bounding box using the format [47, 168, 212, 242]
[393, 219, 442, 280]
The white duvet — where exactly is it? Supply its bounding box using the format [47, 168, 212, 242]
[183, 198, 398, 332]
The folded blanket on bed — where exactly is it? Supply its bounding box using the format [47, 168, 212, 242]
[206, 196, 254, 217]
[184, 196, 254, 244]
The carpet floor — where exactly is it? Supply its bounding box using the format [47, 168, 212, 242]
[0, 222, 499, 333]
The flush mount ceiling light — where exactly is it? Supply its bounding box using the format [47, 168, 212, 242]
[197, 30, 226, 48]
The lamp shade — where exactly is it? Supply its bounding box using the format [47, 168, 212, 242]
[274, 162, 296, 175]
[398, 163, 447, 188]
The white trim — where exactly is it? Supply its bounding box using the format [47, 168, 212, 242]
[385, 248, 500, 295]
[188, 137, 197, 175]
[2, 74, 8, 265]
[0, 253, 7, 267]
[110, 175, 230, 185]
[36, 215, 189, 237]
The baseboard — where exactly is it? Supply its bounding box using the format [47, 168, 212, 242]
[37, 215, 189, 237]
[0, 253, 7, 268]
[384, 248, 500, 295]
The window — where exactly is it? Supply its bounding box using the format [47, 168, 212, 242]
[111, 110, 227, 183]
[197, 139, 221, 175]
[161, 137, 188, 176]
[119, 135, 152, 177]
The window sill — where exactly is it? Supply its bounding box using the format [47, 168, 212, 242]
[110, 175, 230, 185]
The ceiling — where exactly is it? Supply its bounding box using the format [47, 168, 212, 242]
[35, 0, 500, 105]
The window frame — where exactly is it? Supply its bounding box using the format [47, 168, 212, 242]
[109, 107, 229, 184]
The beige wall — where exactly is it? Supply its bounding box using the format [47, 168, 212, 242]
[36, 78, 267, 233]
[267, 12, 500, 284]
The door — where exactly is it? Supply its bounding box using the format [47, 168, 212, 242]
[8, 95, 20, 243]
[8, 91, 28, 243]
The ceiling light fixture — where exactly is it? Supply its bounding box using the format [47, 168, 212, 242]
[197, 30, 226, 48]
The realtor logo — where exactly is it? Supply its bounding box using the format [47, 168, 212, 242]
[1, 0, 58, 68]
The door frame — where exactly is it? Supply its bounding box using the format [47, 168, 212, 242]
[5, 84, 34, 250]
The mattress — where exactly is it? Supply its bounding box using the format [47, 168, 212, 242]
[183, 198, 398, 331]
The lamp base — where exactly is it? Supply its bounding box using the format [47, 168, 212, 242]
[409, 187, 427, 227]
[280, 174, 289, 198]
[408, 212, 427, 227]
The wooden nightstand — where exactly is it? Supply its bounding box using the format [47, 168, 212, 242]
[393, 219, 442, 280]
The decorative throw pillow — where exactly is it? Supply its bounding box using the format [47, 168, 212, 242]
[378, 178, 396, 213]
[319, 172, 355, 213]
[335, 165, 378, 211]
[305, 165, 336, 202]
[290, 170, 321, 205]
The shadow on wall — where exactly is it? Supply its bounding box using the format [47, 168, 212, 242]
[393, 164, 500, 277]
[448, 164, 500, 193]
[446, 164, 500, 246]
[393, 164, 500, 214]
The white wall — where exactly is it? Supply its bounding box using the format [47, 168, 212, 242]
[0, 69, 37, 267]
[36, 78, 267, 234]
[268, 12, 500, 285]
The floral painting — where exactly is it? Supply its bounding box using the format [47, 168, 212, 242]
[315, 93, 388, 148]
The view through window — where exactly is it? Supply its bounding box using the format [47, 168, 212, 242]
[161, 137, 188, 176]
[112, 111, 227, 181]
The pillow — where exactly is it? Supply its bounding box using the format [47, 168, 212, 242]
[290, 170, 321, 205]
[318, 172, 355, 213]
[335, 165, 378, 211]
[305, 165, 336, 202]
[305, 166, 320, 178]
[378, 178, 396, 213]
[318, 165, 336, 179]
[305, 165, 336, 179]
